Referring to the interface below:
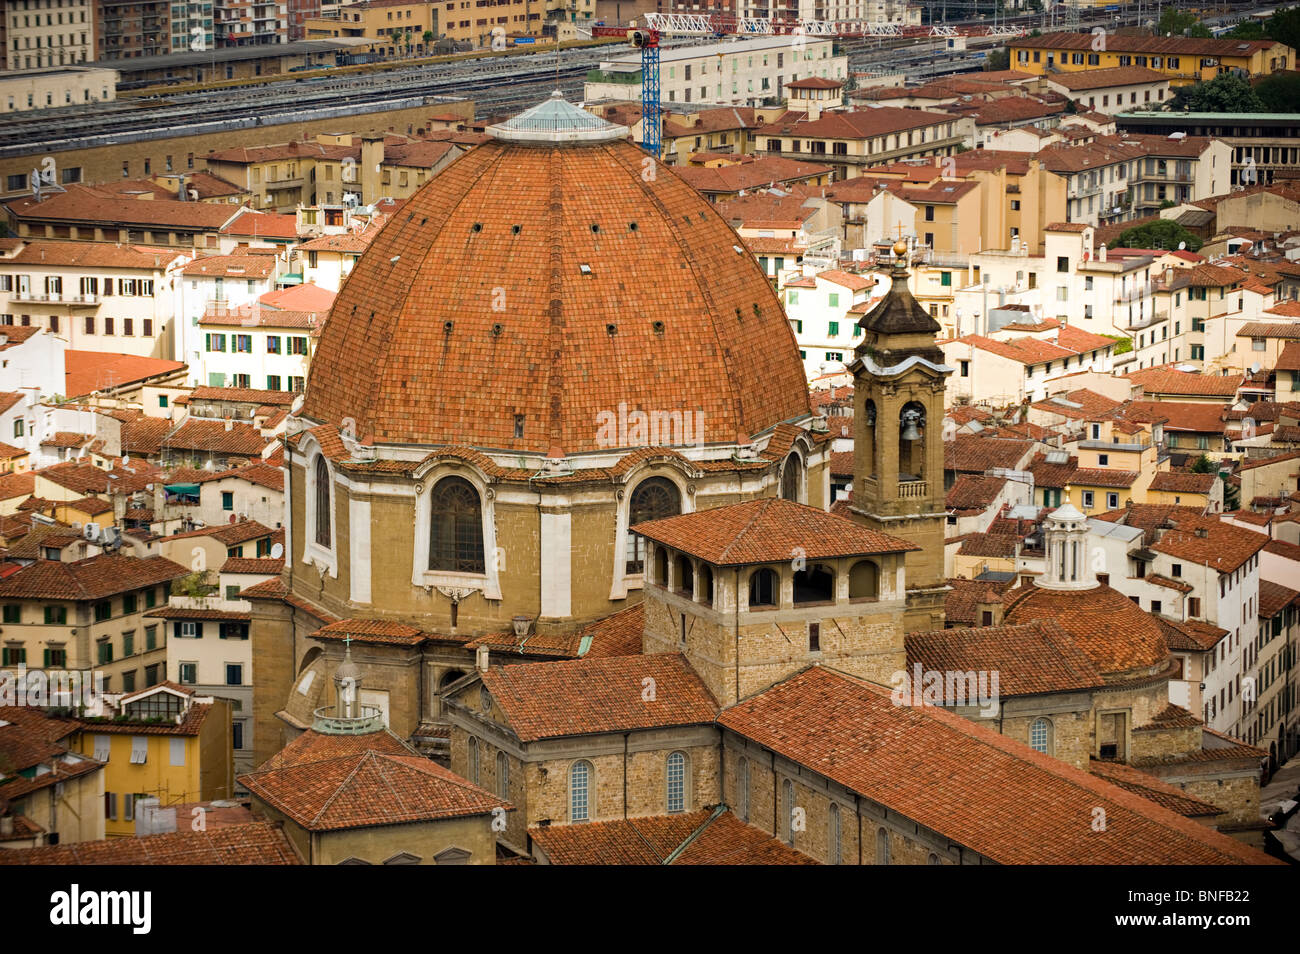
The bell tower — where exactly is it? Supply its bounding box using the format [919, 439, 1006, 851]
[848, 241, 952, 632]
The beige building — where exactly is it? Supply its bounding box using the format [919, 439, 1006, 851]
[0, 66, 115, 112]
[0, 707, 105, 850]
[0, 553, 189, 696]
[2, 0, 94, 70]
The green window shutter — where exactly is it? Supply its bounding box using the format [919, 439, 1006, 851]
[43, 649, 50, 667]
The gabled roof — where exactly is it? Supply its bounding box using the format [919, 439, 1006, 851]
[717, 667, 1269, 864]
[0, 554, 187, 600]
[479, 654, 718, 743]
[1125, 367, 1241, 398]
[631, 497, 917, 566]
[0, 821, 301, 865]
[239, 751, 509, 831]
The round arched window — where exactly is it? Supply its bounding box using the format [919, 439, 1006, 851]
[626, 477, 681, 573]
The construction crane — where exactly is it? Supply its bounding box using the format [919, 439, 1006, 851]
[591, 12, 1026, 158]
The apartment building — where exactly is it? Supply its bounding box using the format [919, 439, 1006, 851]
[196, 302, 317, 391]
[941, 319, 1116, 405]
[1044, 66, 1172, 112]
[1118, 111, 1300, 190]
[0, 66, 114, 113]
[586, 35, 846, 109]
[0, 241, 191, 360]
[303, 0, 441, 51]
[1251, 580, 1299, 762]
[2, 0, 94, 69]
[779, 267, 883, 379]
[71, 682, 233, 836]
[1010, 32, 1291, 87]
[759, 108, 972, 181]
[0, 553, 189, 696]
[215, 0, 288, 47]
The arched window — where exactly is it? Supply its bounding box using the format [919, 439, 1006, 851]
[898, 401, 926, 481]
[429, 476, 485, 573]
[928, 852, 941, 865]
[781, 452, 802, 502]
[698, 564, 714, 605]
[570, 760, 592, 823]
[793, 563, 834, 604]
[314, 455, 331, 547]
[828, 803, 841, 865]
[781, 778, 795, 846]
[666, 751, 687, 813]
[674, 555, 694, 598]
[1030, 717, 1053, 754]
[876, 827, 890, 865]
[496, 751, 509, 799]
[626, 477, 681, 573]
[736, 757, 750, 822]
[467, 736, 479, 785]
[653, 546, 668, 585]
[849, 560, 879, 600]
[748, 568, 777, 608]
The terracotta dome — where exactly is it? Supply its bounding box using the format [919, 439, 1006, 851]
[300, 94, 811, 456]
[1002, 582, 1170, 679]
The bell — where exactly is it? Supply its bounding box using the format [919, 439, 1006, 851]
[901, 419, 922, 442]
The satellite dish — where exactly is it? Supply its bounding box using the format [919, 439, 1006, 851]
[271, 542, 284, 559]
[1178, 241, 1186, 250]
[229, 514, 237, 524]
[146, 483, 154, 491]
[121, 454, 130, 466]
[1250, 363, 1261, 374]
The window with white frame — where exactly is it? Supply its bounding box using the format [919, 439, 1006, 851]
[570, 760, 592, 823]
[666, 751, 687, 813]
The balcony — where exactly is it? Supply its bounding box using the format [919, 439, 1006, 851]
[1079, 438, 1152, 452]
[312, 704, 385, 735]
[898, 478, 928, 500]
[264, 174, 303, 188]
[13, 291, 99, 306]
[1126, 310, 1168, 332]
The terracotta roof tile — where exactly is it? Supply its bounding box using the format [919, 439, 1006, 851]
[631, 498, 917, 566]
[717, 667, 1270, 864]
[0, 554, 186, 600]
[64, 351, 186, 398]
[1149, 471, 1216, 493]
[1125, 367, 1242, 398]
[943, 576, 1015, 625]
[0, 821, 300, 865]
[239, 751, 509, 830]
[1259, 579, 1300, 619]
[945, 435, 1033, 473]
[480, 653, 717, 742]
[1087, 759, 1222, 817]
[907, 620, 1104, 696]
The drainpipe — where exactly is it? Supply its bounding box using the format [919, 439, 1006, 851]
[734, 567, 741, 705]
[623, 732, 629, 821]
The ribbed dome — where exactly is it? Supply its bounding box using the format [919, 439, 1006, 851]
[300, 102, 811, 456]
[1003, 583, 1170, 679]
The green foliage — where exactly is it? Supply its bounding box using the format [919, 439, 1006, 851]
[171, 571, 216, 599]
[1116, 218, 1203, 253]
[1104, 335, 1133, 355]
[1263, 5, 1300, 52]
[1254, 72, 1300, 112]
[1222, 474, 1240, 510]
[1169, 72, 1266, 113]
[1157, 6, 1210, 38]
[1158, 199, 1175, 209]
[1226, 21, 1267, 40]
[1189, 453, 1215, 474]
[985, 47, 1010, 71]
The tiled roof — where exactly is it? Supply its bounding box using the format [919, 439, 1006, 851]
[64, 351, 186, 398]
[955, 532, 1021, 558]
[1276, 341, 1300, 372]
[945, 435, 1033, 473]
[1264, 538, 1300, 562]
[1029, 452, 1078, 488]
[676, 157, 831, 194]
[1149, 513, 1267, 573]
[631, 497, 917, 566]
[717, 667, 1269, 864]
[1018, 31, 1280, 56]
[1087, 759, 1222, 818]
[1046, 66, 1168, 90]
[5, 186, 241, 230]
[529, 809, 816, 864]
[1157, 617, 1227, 652]
[164, 519, 272, 546]
[1070, 467, 1138, 488]
[181, 254, 277, 279]
[259, 282, 336, 312]
[41, 431, 91, 449]
[1259, 579, 1300, 619]
[1003, 582, 1170, 676]
[1146, 573, 1193, 593]
[161, 419, 268, 456]
[239, 752, 509, 830]
[0, 554, 186, 600]
[0, 822, 301, 865]
[1149, 471, 1216, 493]
[479, 654, 717, 742]
[907, 620, 1104, 697]
[79, 702, 212, 736]
[256, 725, 417, 771]
[943, 576, 1015, 625]
[311, 617, 425, 646]
[7, 242, 186, 270]
[297, 136, 811, 453]
[121, 416, 173, 456]
[1125, 368, 1241, 397]
[575, 602, 645, 659]
[207, 462, 284, 492]
[220, 557, 284, 575]
[945, 474, 1008, 511]
[219, 209, 298, 239]
[1236, 320, 1300, 339]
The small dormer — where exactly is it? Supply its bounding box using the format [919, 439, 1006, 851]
[631, 498, 918, 705]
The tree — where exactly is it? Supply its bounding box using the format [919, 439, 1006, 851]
[1189, 453, 1215, 474]
[1169, 72, 1265, 113]
[1254, 72, 1300, 112]
[422, 29, 435, 52]
[1263, 5, 1300, 53]
[1115, 218, 1203, 252]
[1157, 6, 1211, 38]
[171, 571, 217, 598]
[985, 47, 1010, 71]
[390, 29, 402, 55]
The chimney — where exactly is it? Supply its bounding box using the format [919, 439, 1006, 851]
[475, 644, 490, 672]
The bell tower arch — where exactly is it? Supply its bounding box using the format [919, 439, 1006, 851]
[848, 241, 952, 632]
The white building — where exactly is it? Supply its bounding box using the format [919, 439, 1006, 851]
[585, 35, 847, 108]
[178, 253, 286, 378]
[780, 267, 885, 379]
[195, 303, 318, 392]
[0, 242, 190, 359]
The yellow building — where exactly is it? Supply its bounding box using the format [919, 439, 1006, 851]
[1010, 33, 1292, 87]
[304, 0, 540, 50]
[73, 683, 233, 837]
